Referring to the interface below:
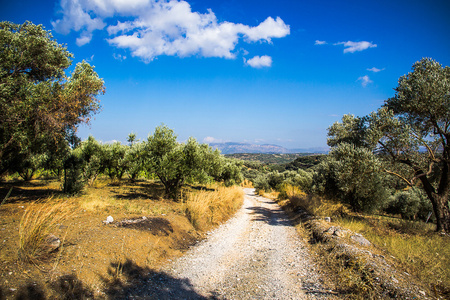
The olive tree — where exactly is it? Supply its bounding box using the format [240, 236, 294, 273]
[145, 125, 207, 199]
[328, 58, 450, 232]
[313, 143, 389, 212]
[0, 21, 105, 176]
[367, 58, 450, 232]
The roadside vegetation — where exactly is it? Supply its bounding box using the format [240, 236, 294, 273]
[247, 58, 450, 298]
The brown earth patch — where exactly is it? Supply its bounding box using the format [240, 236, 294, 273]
[0, 178, 208, 299]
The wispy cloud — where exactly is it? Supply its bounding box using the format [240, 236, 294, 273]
[367, 67, 385, 72]
[314, 40, 327, 45]
[113, 53, 127, 61]
[53, 0, 290, 63]
[245, 55, 272, 68]
[358, 75, 373, 87]
[203, 136, 226, 144]
[334, 41, 377, 53]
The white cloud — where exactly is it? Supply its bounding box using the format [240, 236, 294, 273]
[53, 0, 290, 62]
[76, 32, 93, 46]
[367, 67, 384, 72]
[244, 17, 290, 42]
[314, 40, 327, 45]
[335, 41, 377, 53]
[358, 75, 373, 87]
[52, 0, 106, 35]
[245, 55, 272, 68]
[203, 136, 225, 144]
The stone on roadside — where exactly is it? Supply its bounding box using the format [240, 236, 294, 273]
[103, 216, 114, 224]
[42, 234, 61, 253]
[350, 234, 371, 247]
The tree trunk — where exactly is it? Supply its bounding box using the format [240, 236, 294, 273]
[433, 193, 450, 233]
[419, 173, 450, 233]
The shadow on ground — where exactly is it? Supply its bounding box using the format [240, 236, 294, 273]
[0, 181, 61, 204]
[246, 205, 292, 227]
[4, 259, 217, 300]
[102, 258, 217, 299]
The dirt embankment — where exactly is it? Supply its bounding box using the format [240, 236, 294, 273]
[282, 204, 434, 299]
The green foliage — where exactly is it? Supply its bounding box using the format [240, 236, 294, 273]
[102, 142, 128, 180]
[281, 155, 325, 171]
[384, 188, 433, 221]
[253, 169, 313, 194]
[124, 140, 145, 181]
[146, 125, 240, 199]
[0, 21, 105, 177]
[324, 58, 450, 231]
[74, 136, 103, 186]
[313, 143, 390, 212]
[327, 114, 370, 148]
[63, 153, 84, 194]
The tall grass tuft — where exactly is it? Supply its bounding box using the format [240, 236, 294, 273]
[184, 186, 244, 231]
[19, 197, 74, 263]
[279, 185, 349, 217]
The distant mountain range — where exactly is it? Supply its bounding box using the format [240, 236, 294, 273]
[208, 142, 329, 154]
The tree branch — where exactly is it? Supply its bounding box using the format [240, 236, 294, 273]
[410, 131, 437, 162]
[383, 169, 413, 186]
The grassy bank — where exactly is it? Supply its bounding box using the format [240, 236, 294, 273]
[273, 186, 450, 298]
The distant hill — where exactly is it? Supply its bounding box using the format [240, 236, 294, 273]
[209, 142, 328, 155]
[225, 153, 307, 164]
[209, 142, 289, 154]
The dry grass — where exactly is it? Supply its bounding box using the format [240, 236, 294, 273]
[184, 185, 244, 231]
[77, 181, 176, 216]
[335, 215, 450, 296]
[240, 179, 254, 188]
[277, 185, 349, 217]
[18, 197, 74, 263]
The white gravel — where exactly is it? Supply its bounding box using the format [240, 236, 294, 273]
[158, 188, 336, 299]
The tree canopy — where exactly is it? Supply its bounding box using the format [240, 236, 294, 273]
[327, 58, 450, 232]
[0, 21, 105, 176]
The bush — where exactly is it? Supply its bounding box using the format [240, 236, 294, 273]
[384, 188, 433, 221]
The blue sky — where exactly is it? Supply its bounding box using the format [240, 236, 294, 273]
[2, 0, 449, 149]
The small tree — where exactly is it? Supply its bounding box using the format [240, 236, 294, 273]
[146, 125, 197, 199]
[74, 136, 103, 186]
[313, 143, 389, 212]
[102, 142, 128, 180]
[124, 140, 145, 181]
[145, 125, 240, 199]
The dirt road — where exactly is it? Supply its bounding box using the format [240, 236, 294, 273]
[127, 188, 334, 299]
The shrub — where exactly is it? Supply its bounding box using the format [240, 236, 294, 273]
[384, 188, 433, 221]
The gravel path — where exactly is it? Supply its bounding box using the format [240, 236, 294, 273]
[146, 188, 335, 299]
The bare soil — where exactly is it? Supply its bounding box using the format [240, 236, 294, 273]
[0, 179, 202, 299]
